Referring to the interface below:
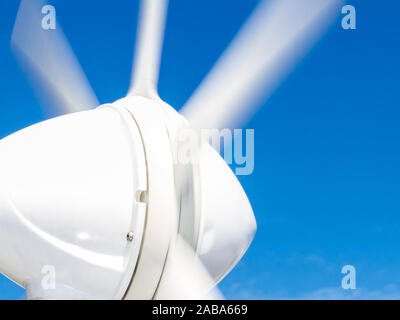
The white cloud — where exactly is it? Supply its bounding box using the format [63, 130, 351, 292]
[298, 285, 400, 300]
[224, 284, 400, 300]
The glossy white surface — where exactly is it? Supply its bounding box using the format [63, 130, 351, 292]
[0, 107, 147, 299]
[196, 142, 257, 282]
[116, 96, 178, 300]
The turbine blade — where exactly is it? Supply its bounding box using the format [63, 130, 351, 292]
[155, 235, 223, 300]
[128, 0, 169, 98]
[181, 0, 342, 130]
[11, 0, 98, 115]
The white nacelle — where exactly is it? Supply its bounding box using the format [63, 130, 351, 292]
[0, 96, 256, 299]
[0, 106, 147, 299]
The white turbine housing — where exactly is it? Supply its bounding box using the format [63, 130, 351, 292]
[0, 105, 148, 299]
[0, 97, 256, 299]
[196, 143, 256, 282]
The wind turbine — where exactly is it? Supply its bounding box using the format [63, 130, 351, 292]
[0, 0, 341, 299]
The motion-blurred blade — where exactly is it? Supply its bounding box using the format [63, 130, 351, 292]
[11, 0, 98, 114]
[128, 0, 169, 98]
[181, 0, 342, 130]
[155, 235, 223, 300]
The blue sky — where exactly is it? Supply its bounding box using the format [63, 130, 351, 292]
[1, 0, 400, 299]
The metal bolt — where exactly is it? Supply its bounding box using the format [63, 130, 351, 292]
[126, 232, 134, 242]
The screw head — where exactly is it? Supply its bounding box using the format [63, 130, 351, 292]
[126, 232, 134, 242]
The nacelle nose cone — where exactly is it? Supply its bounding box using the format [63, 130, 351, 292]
[0, 107, 147, 299]
[197, 143, 257, 282]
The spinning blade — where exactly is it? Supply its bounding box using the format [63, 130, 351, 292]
[181, 0, 342, 130]
[128, 0, 169, 98]
[11, 0, 98, 114]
